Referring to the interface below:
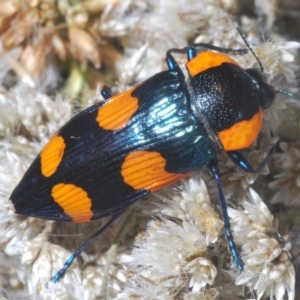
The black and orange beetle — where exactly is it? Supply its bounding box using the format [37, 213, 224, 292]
[10, 31, 294, 283]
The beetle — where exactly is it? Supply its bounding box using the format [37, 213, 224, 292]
[10, 31, 286, 283]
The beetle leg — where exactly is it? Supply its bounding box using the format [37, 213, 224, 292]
[227, 145, 276, 173]
[101, 86, 112, 100]
[167, 44, 248, 62]
[166, 52, 180, 70]
[50, 210, 123, 283]
[208, 157, 244, 271]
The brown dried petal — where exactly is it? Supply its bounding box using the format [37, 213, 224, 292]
[66, 4, 89, 28]
[20, 39, 52, 76]
[0, 15, 14, 35]
[0, 0, 20, 17]
[18, 7, 39, 24]
[1, 25, 32, 49]
[39, 4, 59, 23]
[68, 26, 101, 68]
[52, 34, 67, 61]
[83, 0, 120, 14]
[27, 0, 40, 8]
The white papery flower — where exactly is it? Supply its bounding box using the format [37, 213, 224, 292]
[228, 188, 274, 244]
[229, 189, 295, 299]
[269, 142, 300, 207]
[185, 257, 217, 293]
[122, 215, 216, 298]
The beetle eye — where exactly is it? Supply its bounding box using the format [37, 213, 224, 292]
[259, 82, 276, 109]
[246, 69, 276, 109]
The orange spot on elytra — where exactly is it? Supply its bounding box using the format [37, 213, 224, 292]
[218, 109, 263, 151]
[40, 135, 66, 177]
[186, 52, 240, 77]
[51, 183, 93, 222]
[97, 86, 139, 130]
[121, 151, 190, 192]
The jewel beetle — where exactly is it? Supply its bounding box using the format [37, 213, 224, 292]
[10, 30, 295, 283]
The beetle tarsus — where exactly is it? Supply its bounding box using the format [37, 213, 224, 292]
[51, 211, 123, 283]
[227, 145, 276, 173]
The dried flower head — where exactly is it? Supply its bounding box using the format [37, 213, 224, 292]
[269, 142, 300, 207]
[118, 175, 221, 298]
[0, 0, 135, 92]
[0, 1, 299, 300]
[229, 189, 295, 300]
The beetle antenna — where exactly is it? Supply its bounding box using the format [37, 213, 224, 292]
[237, 28, 300, 101]
[276, 89, 300, 100]
[237, 28, 264, 74]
